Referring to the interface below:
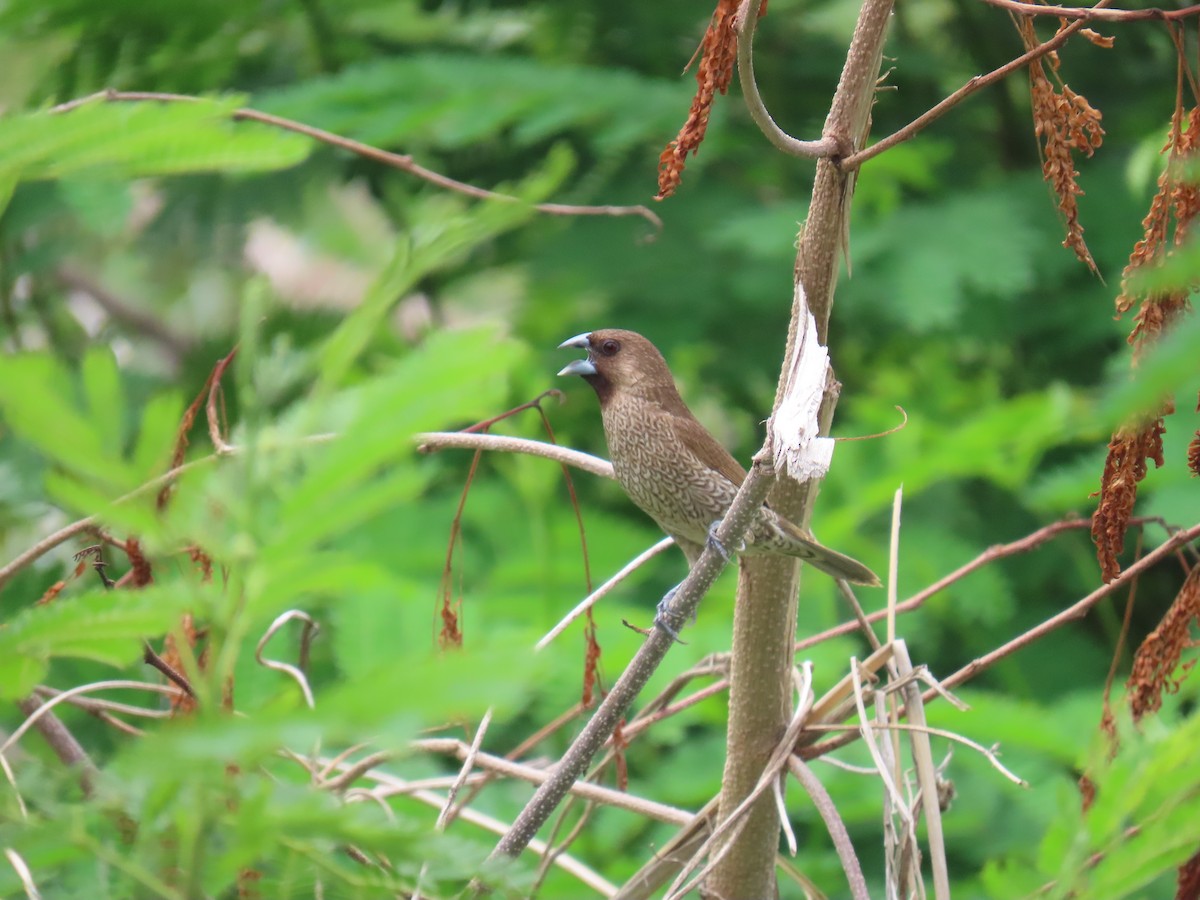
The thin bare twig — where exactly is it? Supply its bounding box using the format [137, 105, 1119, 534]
[6, 683, 183, 761]
[436, 709, 493, 830]
[3, 848, 41, 900]
[537, 538, 675, 650]
[14, 696, 102, 797]
[841, 4, 1112, 170]
[794, 516, 1156, 653]
[937, 520, 1200, 694]
[205, 348, 238, 455]
[416, 431, 613, 478]
[414, 738, 692, 826]
[977, 0, 1200, 22]
[50, 90, 663, 234]
[788, 756, 869, 900]
[319, 750, 401, 793]
[34, 685, 174, 719]
[142, 642, 196, 698]
[806, 721, 1026, 787]
[893, 640, 949, 900]
[342, 763, 619, 896]
[0, 432, 338, 592]
[802, 520, 1200, 761]
[666, 664, 816, 899]
[0, 752, 28, 820]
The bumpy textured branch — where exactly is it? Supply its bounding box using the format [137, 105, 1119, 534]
[708, 0, 895, 896]
[487, 455, 776, 863]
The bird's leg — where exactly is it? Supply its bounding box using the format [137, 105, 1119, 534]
[706, 519, 744, 561]
[654, 583, 689, 643]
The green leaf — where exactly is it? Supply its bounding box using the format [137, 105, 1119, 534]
[81, 347, 125, 460]
[258, 54, 687, 154]
[1099, 311, 1200, 426]
[130, 391, 185, 476]
[0, 352, 133, 492]
[0, 96, 310, 185]
[274, 327, 526, 554]
[0, 586, 195, 699]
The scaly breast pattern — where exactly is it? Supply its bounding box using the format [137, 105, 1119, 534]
[602, 395, 737, 546]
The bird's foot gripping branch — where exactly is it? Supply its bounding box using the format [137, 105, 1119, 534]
[653, 581, 698, 643]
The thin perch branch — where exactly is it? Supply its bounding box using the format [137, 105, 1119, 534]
[485, 449, 778, 865]
[417, 432, 614, 479]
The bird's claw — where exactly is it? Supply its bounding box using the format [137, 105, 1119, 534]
[654, 584, 688, 644]
[706, 519, 744, 562]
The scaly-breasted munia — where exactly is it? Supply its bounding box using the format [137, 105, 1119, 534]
[558, 329, 879, 587]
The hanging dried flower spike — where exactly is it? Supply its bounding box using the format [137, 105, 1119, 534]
[657, 0, 752, 200]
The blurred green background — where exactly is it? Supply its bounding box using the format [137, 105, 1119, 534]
[1, 0, 1198, 897]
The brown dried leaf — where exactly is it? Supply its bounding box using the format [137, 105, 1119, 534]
[1095, 99, 1200, 578]
[1079, 28, 1115, 49]
[1127, 563, 1200, 720]
[36, 581, 66, 606]
[188, 544, 214, 583]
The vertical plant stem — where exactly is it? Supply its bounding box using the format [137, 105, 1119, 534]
[706, 0, 894, 896]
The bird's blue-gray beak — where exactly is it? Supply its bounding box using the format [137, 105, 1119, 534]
[557, 333, 597, 377]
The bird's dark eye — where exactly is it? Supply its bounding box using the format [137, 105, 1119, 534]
[598, 339, 621, 357]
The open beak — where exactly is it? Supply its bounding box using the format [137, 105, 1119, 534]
[557, 333, 597, 377]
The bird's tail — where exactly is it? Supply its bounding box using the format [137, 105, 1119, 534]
[774, 518, 882, 586]
[802, 541, 881, 586]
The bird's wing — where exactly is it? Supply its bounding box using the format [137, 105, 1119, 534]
[669, 413, 748, 489]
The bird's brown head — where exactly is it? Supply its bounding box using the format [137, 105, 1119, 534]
[557, 329, 677, 406]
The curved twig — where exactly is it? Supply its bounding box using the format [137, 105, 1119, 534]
[255, 610, 319, 709]
[734, 0, 840, 159]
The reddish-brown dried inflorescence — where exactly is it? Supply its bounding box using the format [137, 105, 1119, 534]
[1189, 392, 1200, 477]
[1093, 420, 1168, 582]
[582, 608, 602, 708]
[1126, 564, 1200, 721]
[657, 0, 751, 200]
[159, 346, 239, 510]
[1178, 849, 1200, 900]
[1019, 17, 1106, 272]
[1093, 102, 1200, 581]
[126, 537, 153, 587]
[162, 613, 203, 714]
[1116, 107, 1200, 319]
